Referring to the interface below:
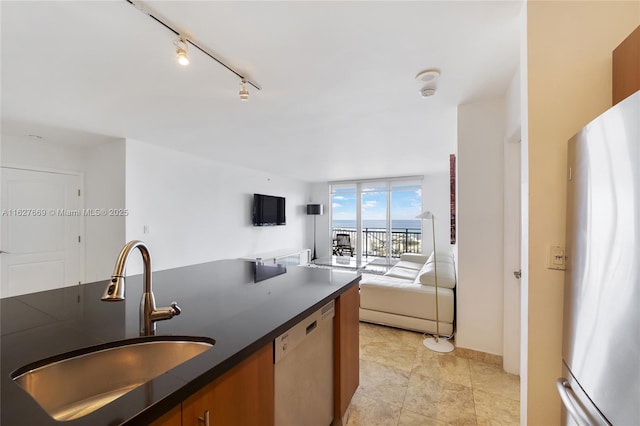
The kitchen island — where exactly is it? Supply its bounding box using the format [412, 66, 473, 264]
[0, 259, 360, 425]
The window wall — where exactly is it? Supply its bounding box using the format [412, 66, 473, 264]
[330, 177, 423, 265]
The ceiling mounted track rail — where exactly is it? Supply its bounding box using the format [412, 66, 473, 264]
[125, 0, 262, 91]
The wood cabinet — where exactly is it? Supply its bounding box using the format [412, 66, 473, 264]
[151, 285, 360, 426]
[613, 25, 640, 105]
[333, 284, 360, 424]
[182, 343, 274, 426]
[150, 405, 181, 426]
[151, 343, 274, 426]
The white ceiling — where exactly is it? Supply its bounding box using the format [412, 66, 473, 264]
[1, 1, 522, 183]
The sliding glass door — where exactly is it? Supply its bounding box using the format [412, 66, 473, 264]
[389, 182, 423, 258]
[331, 183, 358, 258]
[331, 177, 422, 267]
[360, 184, 389, 260]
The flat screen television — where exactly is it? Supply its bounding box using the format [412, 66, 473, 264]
[252, 193, 286, 226]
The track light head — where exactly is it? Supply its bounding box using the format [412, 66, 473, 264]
[174, 36, 190, 66]
[239, 80, 249, 101]
[176, 48, 189, 66]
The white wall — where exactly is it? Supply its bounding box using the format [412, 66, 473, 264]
[505, 66, 522, 144]
[1, 134, 86, 172]
[84, 140, 126, 282]
[422, 171, 451, 254]
[1, 134, 311, 282]
[308, 182, 331, 259]
[1, 134, 126, 283]
[124, 139, 310, 273]
[457, 98, 506, 356]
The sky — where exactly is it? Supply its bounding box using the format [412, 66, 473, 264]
[331, 184, 422, 221]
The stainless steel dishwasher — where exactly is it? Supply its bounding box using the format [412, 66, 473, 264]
[274, 300, 335, 426]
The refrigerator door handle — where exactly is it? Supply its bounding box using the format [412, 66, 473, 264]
[557, 378, 594, 426]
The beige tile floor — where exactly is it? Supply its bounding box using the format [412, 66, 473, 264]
[347, 322, 520, 426]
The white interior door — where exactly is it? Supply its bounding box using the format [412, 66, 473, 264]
[1, 167, 83, 298]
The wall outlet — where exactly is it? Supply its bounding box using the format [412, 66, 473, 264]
[547, 245, 566, 270]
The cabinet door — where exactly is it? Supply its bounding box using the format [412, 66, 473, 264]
[334, 284, 360, 421]
[150, 404, 182, 426]
[613, 25, 640, 105]
[182, 343, 274, 426]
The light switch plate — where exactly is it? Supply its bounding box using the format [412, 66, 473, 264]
[547, 245, 566, 270]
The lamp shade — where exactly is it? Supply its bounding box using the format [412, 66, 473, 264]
[416, 211, 434, 219]
[306, 204, 324, 215]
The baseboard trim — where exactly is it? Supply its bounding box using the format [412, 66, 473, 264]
[454, 347, 502, 367]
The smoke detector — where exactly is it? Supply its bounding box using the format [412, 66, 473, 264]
[415, 69, 440, 82]
[415, 68, 440, 98]
[420, 87, 437, 97]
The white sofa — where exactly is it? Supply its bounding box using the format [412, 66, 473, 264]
[359, 251, 456, 336]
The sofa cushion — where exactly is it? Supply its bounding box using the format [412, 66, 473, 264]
[384, 266, 419, 280]
[416, 261, 456, 289]
[359, 274, 454, 322]
[398, 253, 430, 265]
[427, 250, 455, 264]
[393, 260, 424, 271]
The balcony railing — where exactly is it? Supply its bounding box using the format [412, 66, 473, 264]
[332, 228, 422, 258]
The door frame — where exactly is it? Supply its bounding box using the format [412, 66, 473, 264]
[503, 133, 522, 375]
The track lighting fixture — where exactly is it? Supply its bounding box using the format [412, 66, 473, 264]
[174, 36, 190, 66]
[128, 1, 262, 98]
[239, 80, 249, 101]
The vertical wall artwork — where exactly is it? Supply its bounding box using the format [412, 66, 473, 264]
[450, 154, 456, 244]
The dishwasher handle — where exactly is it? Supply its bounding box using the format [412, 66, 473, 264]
[306, 320, 317, 335]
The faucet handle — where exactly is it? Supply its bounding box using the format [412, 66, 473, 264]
[170, 302, 181, 316]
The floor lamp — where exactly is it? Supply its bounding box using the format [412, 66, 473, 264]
[416, 211, 454, 353]
[307, 204, 323, 261]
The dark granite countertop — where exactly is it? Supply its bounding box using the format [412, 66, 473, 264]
[1, 259, 360, 425]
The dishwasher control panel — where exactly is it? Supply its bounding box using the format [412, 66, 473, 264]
[274, 300, 334, 363]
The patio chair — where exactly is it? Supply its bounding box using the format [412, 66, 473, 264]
[333, 234, 354, 257]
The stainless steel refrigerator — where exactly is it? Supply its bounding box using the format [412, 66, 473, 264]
[559, 90, 640, 425]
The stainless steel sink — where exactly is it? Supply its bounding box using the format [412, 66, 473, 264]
[11, 336, 215, 421]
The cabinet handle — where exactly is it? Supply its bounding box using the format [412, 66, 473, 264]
[197, 410, 210, 426]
